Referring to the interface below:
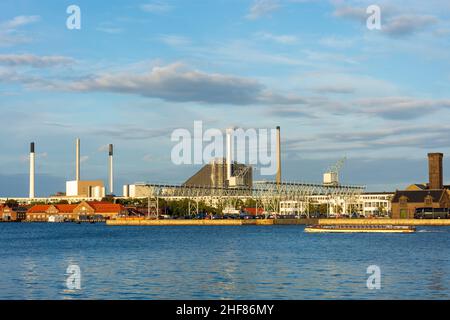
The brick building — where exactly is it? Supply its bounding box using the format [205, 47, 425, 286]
[1, 205, 28, 221]
[391, 153, 449, 219]
[72, 201, 126, 218]
[391, 190, 449, 219]
[27, 204, 78, 221]
[27, 201, 126, 221]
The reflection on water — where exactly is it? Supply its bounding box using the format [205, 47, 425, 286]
[0, 223, 449, 299]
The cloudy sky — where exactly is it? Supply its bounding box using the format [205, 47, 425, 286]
[1, 0, 450, 196]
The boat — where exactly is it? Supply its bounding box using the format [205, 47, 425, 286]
[305, 224, 416, 233]
[48, 215, 65, 223]
[222, 207, 240, 215]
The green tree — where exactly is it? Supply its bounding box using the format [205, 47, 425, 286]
[244, 199, 257, 208]
[5, 199, 18, 208]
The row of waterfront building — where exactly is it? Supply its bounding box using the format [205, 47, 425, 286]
[1, 152, 449, 221]
[0, 192, 394, 221]
[1, 187, 449, 221]
[0, 201, 126, 222]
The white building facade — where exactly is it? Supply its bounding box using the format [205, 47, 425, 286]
[279, 192, 393, 217]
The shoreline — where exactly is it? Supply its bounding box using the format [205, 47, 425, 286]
[106, 218, 450, 226]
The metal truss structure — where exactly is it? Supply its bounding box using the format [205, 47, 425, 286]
[131, 180, 365, 215]
[253, 181, 364, 214]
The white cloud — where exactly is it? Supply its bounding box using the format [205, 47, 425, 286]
[318, 36, 355, 49]
[299, 72, 399, 96]
[332, 3, 441, 37]
[158, 34, 191, 47]
[246, 0, 280, 20]
[97, 144, 110, 152]
[196, 40, 309, 67]
[256, 32, 298, 44]
[333, 5, 366, 21]
[0, 54, 75, 68]
[0, 15, 41, 47]
[383, 14, 439, 36]
[66, 62, 305, 106]
[80, 155, 89, 163]
[353, 97, 450, 119]
[96, 26, 123, 34]
[140, 2, 173, 13]
[312, 85, 355, 94]
[1, 15, 40, 29]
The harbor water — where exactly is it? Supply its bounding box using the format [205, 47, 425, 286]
[0, 223, 449, 299]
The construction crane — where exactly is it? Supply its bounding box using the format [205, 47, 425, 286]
[323, 157, 346, 186]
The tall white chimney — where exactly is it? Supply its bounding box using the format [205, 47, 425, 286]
[276, 126, 282, 186]
[29, 142, 35, 199]
[226, 128, 234, 181]
[109, 144, 113, 195]
[76, 138, 80, 181]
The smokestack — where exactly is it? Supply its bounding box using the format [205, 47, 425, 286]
[226, 128, 233, 181]
[76, 138, 80, 181]
[109, 144, 113, 195]
[276, 126, 282, 185]
[29, 142, 35, 199]
[428, 153, 443, 189]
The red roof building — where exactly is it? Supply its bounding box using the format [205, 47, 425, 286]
[27, 201, 126, 221]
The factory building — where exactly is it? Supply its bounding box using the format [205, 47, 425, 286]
[184, 158, 253, 189]
[64, 138, 110, 198]
[66, 180, 105, 198]
[123, 184, 159, 198]
[182, 126, 264, 189]
[122, 126, 283, 197]
[392, 153, 450, 219]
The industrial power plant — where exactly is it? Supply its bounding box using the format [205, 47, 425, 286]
[2, 125, 450, 222]
[11, 126, 363, 199]
[26, 138, 114, 200]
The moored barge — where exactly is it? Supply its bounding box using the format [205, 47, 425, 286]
[305, 224, 416, 233]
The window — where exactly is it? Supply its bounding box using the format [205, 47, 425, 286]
[400, 209, 407, 219]
[399, 196, 408, 206]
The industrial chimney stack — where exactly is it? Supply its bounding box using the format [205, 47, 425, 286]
[276, 126, 282, 186]
[428, 153, 443, 189]
[76, 138, 80, 181]
[226, 128, 233, 182]
[109, 144, 114, 195]
[29, 142, 35, 199]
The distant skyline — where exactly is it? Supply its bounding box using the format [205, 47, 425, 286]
[1, 0, 450, 196]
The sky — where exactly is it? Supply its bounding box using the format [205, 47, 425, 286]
[1, 0, 450, 196]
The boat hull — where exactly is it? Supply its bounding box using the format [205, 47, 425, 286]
[305, 225, 416, 233]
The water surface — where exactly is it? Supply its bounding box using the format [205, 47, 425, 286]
[0, 223, 449, 299]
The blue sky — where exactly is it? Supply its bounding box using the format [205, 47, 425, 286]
[1, 0, 450, 196]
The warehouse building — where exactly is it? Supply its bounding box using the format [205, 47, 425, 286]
[392, 190, 449, 219]
[0, 204, 28, 222]
[27, 201, 126, 221]
[392, 153, 450, 219]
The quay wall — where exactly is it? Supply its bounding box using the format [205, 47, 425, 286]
[318, 219, 450, 226]
[106, 218, 450, 226]
[106, 218, 317, 226]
